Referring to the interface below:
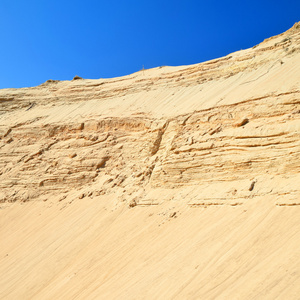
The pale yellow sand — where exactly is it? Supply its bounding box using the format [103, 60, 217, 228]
[1, 197, 299, 299]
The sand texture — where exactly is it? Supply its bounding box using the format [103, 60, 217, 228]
[0, 22, 300, 299]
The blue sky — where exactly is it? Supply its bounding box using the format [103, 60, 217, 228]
[0, 0, 299, 89]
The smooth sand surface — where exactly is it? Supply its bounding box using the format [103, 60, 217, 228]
[1, 197, 300, 299]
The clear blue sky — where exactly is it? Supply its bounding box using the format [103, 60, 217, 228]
[0, 0, 299, 89]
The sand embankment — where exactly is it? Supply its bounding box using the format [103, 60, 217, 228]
[0, 22, 300, 299]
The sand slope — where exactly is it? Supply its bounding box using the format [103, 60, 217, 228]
[0, 22, 300, 299]
[1, 197, 300, 299]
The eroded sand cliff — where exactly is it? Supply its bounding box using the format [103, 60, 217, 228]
[0, 23, 300, 299]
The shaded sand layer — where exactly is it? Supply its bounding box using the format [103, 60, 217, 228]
[0, 22, 300, 299]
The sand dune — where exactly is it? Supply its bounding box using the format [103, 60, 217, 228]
[0, 22, 300, 299]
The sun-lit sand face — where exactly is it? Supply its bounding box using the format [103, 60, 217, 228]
[0, 22, 300, 299]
